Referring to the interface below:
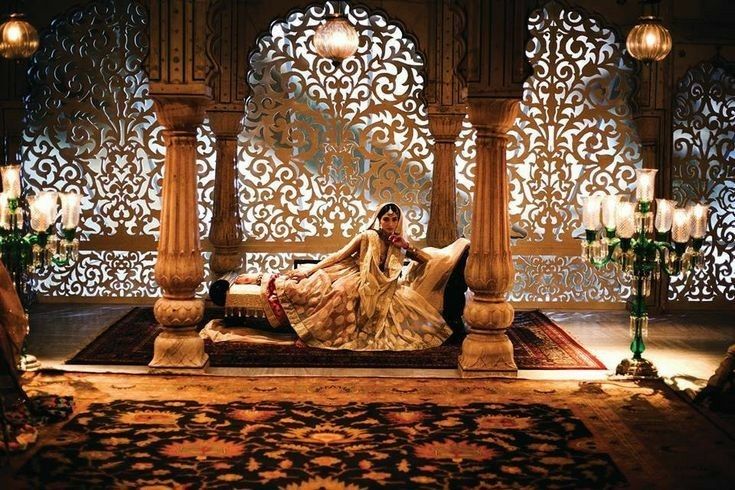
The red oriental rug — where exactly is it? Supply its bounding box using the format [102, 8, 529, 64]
[8, 374, 735, 488]
[66, 308, 605, 370]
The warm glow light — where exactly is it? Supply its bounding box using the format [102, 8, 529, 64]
[6, 23, 21, 42]
[60, 192, 82, 230]
[635, 168, 658, 203]
[602, 194, 620, 230]
[690, 203, 709, 239]
[654, 198, 675, 233]
[1, 165, 22, 200]
[29, 191, 58, 232]
[0, 192, 8, 229]
[616, 201, 636, 238]
[0, 14, 40, 59]
[626, 16, 672, 63]
[645, 32, 656, 47]
[582, 195, 602, 230]
[672, 208, 691, 243]
[313, 13, 359, 64]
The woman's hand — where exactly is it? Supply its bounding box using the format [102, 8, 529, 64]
[234, 273, 261, 285]
[286, 269, 309, 282]
[389, 234, 410, 249]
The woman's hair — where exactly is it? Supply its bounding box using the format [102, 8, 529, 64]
[377, 203, 401, 220]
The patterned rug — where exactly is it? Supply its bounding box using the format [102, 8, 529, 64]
[8, 374, 735, 488]
[66, 308, 605, 369]
[16, 399, 622, 487]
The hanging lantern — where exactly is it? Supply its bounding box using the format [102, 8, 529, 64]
[313, 13, 359, 65]
[0, 13, 40, 60]
[626, 16, 672, 63]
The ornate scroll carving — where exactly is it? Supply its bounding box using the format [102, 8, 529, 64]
[21, 0, 216, 299]
[670, 63, 735, 305]
[512, 255, 630, 303]
[456, 2, 638, 305]
[238, 2, 433, 243]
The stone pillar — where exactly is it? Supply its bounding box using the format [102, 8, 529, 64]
[426, 111, 464, 247]
[459, 97, 519, 377]
[149, 84, 212, 369]
[207, 110, 243, 274]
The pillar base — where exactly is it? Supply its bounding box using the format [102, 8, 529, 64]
[150, 298, 207, 368]
[615, 357, 659, 378]
[459, 331, 517, 377]
[149, 327, 209, 369]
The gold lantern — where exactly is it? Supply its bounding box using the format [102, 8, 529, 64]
[626, 16, 672, 63]
[0, 13, 39, 59]
[313, 13, 359, 65]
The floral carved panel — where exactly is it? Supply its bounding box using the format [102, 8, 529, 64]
[21, 0, 216, 298]
[670, 63, 735, 304]
[238, 1, 433, 243]
[456, 2, 640, 304]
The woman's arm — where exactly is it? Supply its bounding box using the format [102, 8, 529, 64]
[390, 235, 431, 264]
[293, 232, 363, 279]
[405, 244, 431, 263]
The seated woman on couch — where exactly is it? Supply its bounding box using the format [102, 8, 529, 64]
[231, 202, 469, 351]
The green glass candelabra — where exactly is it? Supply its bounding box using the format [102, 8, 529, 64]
[0, 163, 81, 371]
[581, 169, 708, 377]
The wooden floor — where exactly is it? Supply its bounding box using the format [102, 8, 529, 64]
[26, 303, 735, 391]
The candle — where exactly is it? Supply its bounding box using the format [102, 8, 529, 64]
[654, 198, 675, 232]
[582, 195, 601, 231]
[690, 203, 709, 239]
[60, 192, 82, 230]
[672, 208, 691, 243]
[0, 164, 21, 199]
[635, 168, 658, 203]
[0, 192, 8, 229]
[28, 195, 45, 231]
[602, 194, 620, 230]
[616, 201, 636, 238]
[29, 191, 58, 232]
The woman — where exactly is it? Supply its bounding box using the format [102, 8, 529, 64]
[233, 203, 467, 351]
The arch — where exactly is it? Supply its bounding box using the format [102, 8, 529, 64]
[237, 0, 435, 266]
[455, 0, 642, 305]
[21, 0, 216, 297]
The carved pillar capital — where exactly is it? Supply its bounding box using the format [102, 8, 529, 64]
[207, 110, 243, 139]
[149, 83, 212, 129]
[426, 110, 465, 247]
[459, 96, 519, 377]
[207, 109, 244, 273]
[149, 83, 212, 369]
[427, 110, 465, 142]
[466, 97, 519, 136]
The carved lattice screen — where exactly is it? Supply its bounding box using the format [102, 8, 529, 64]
[18, 1, 668, 308]
[456, 3, 641, 305]
[670, 63, 735, 306]
[237, 2, 433, 274]
[21, 0, 215, 297]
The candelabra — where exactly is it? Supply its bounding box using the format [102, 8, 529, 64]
[580, 168, 708, 377]
[0, 163, 81, 371]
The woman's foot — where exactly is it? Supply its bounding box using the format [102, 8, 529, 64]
[294, 338, 308, 349]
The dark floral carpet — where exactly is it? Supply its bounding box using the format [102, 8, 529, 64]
[0, 395, 73, 452]
[67, 308, 605, 369]
[17, 399, 624, 488]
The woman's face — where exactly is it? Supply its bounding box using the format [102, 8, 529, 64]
[379, 211, 400, 235]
